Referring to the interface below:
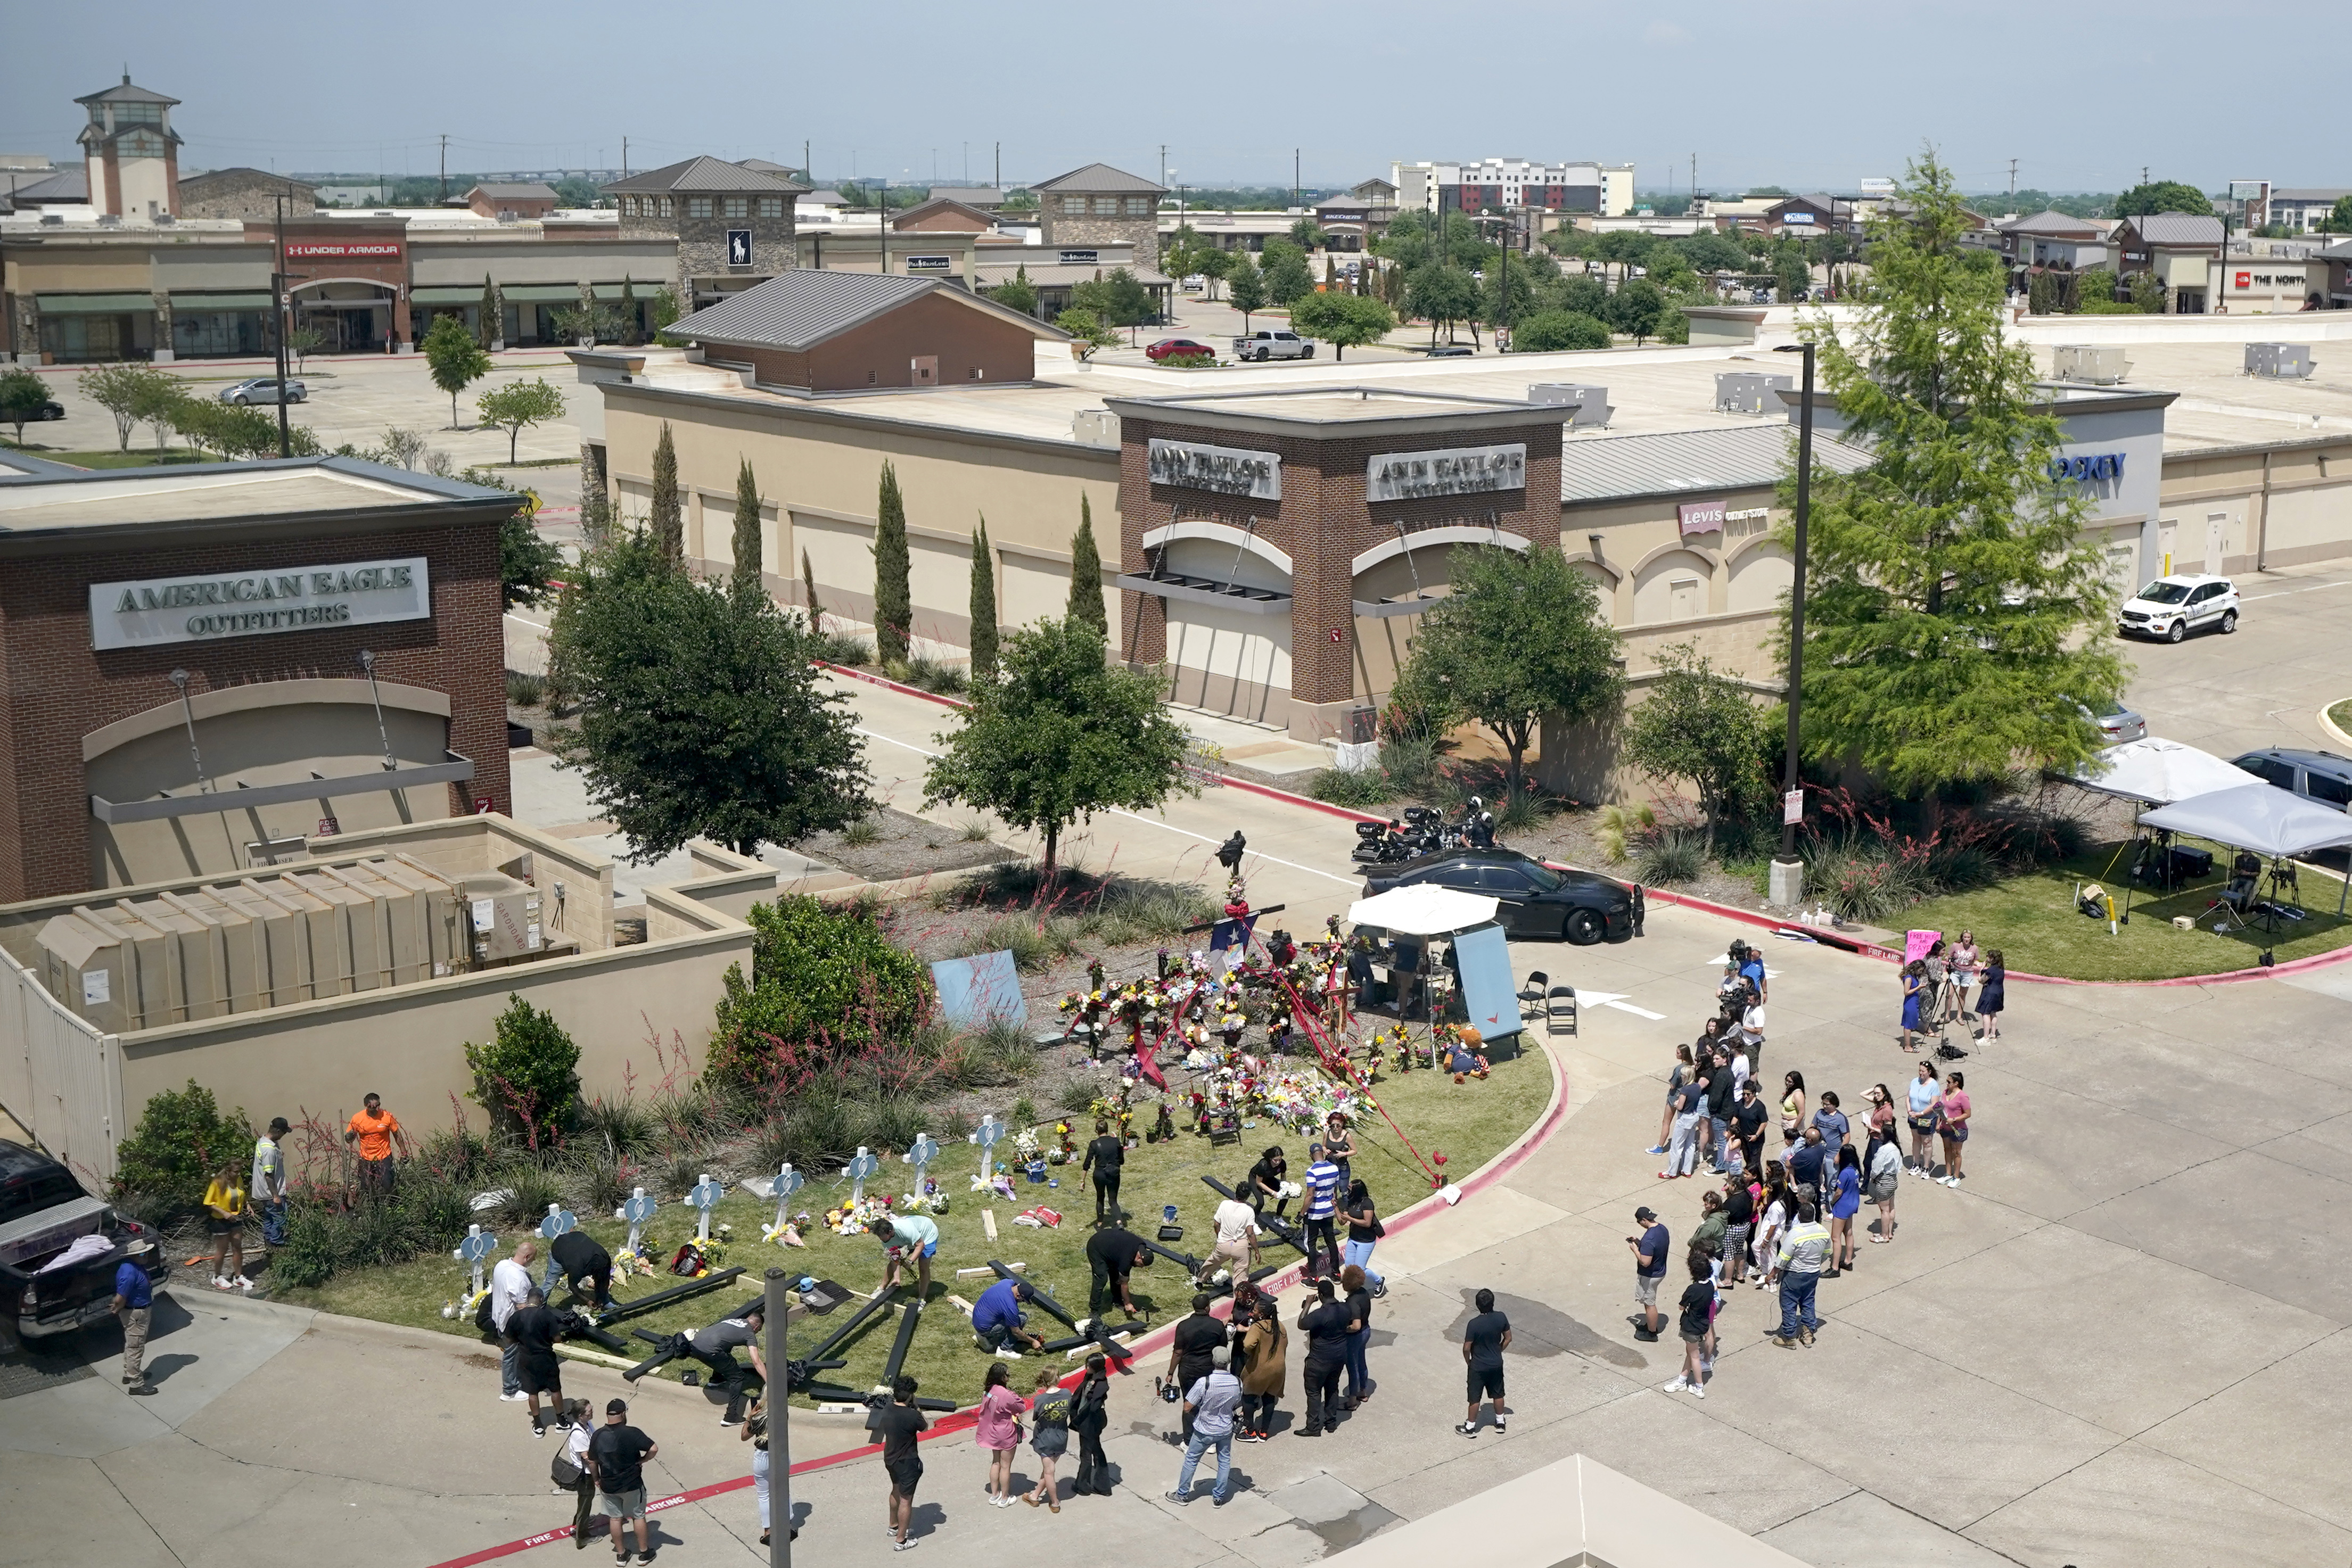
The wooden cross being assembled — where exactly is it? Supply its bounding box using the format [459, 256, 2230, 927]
[969, 1115, 1005, 1187]
[686, 1173, 725, 1242]
[902, 1132, 941, 1200]
[454, 1224, 498, 1298]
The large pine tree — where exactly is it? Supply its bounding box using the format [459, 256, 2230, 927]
[649, 423, 682, 563]
[1066, 494, 1107, 632]
[874, 460, 912, 665]
[1784, 150, 2127, 794]
[729, 457, 763, 601]
[968, 517, 999, 682]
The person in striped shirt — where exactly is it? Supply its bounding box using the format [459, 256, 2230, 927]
[1302, 1143, 1342, 1280]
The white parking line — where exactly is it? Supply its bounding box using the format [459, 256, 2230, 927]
[2241, 578, 2352, 601]
[852, 726, 1360, 888]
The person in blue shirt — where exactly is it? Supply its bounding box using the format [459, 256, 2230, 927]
[971, 1276, 1045, 1357]
[1735, 942, 1768, 1003]
[111, 1256, 155, 1395]
[1301, 1144, 1342, 1280]
[1626, 1205, 1670, 1342]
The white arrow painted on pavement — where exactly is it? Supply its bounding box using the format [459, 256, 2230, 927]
[1573, 991, 1668, 1020]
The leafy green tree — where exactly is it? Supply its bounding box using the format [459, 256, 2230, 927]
[548, 532, 875, 857]
[2113, 180, 2213, 217]
[619, 276, 642, 346]
[475, 376, 566, 464]
[1773, 247, 1812, 302]
[0, 367, 54, 445]
[1541, 274, 1608, 318]
[874, 459, 912, 665]
[985, 264, 1039, 317]
[1607, 278, 1667, 343]
[1621, 642, 1773, 846]
[500, 512, 563, 607]
[1643, 246, 1697, 294]
[1067, 494, 1106, 631]
[1193, 244, 1232, 299]
[1512, 310, 1610, 352]
[1225, 254, 1268, 326]
[706, 896, 931, 1094]
[923, 617, 1194, 874]
[423, 312, 491, 428]
[729, 457, 764, 600]
[1480, 258, 1537, 334]
[1406, 263, 1478, 345]
[463, 995, 580, 1148]
[2127, 270, 2166, 311]
[173, 398, 278, 460]
[1783, 149, 2126, 795]
[1055, 307, 1118, 355]
[285, 325, 324, 374]
[1393, 544, 1623, 794]
[2324, 194, 2352, 234]
[1071, 267, 1154, 328]
[1289, 216, 1326, 249]
[1677, 230, 1751, 274]
[78, 362, 162, 450]
[969, 517, 999, 681]
[649, 422, 682, 562]
[112, 1079, 251, 1210]
[134, 372, 188, 454]
[1262, 248, 1316, 307]
[1591, 230, 1654, 287]
[1288, 291, 1396, 360]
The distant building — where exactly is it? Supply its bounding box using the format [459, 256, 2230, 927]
[1313, 179, 1399, 251]
[1032, 163, 1168, 269]
[1391, 159, 1635, 219]
[603, 155, 808, 311]
[464, 181, 559, 221]
[76, 74, 181, 219]
[926, 186, 1007, 212]
[1996, 210, 2115, 275]
[2266, 188, 2350, 234]
[178, 168, 316, 223]
[2116, 212, 2226, 313]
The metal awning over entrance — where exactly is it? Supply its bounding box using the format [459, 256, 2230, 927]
[90, 751, 475, 825]
[35, 292, 155, 315]
[1115, 570, 1290, 614]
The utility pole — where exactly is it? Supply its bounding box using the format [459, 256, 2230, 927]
[993, 142, 999, 190]
[622, 136, 629, 179]
[2142, 166, 2149, 187]
[272, 191, 292, 458]
[2008, 158, 2017, 204]
[1294, 148, 1301, 211]
[764, 1267, 792, 1568]
[438, 134, 448, 203]
[1160, 144, 1167, 192]
[803, 139, 810, 180]
[1769, 340, 1816, 906]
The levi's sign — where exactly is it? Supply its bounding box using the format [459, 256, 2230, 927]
[1366, 444, 1526, 502]
[91, 557, 431, 650]
[1147, 438, 1281, 499]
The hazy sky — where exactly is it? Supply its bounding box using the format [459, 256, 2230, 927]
[7, 2, 2346, 196]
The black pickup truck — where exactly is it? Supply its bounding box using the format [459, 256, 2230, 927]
[1, 1140, 170, 1341]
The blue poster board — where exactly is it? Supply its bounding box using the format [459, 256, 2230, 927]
[929, 949, 1028, 1029]
[1451, 923, 1522, 1041]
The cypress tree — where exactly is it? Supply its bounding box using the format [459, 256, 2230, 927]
[801, 547, 823, 629]
[649, 423, 682, 563]
[968, 517, 999, 682]
[480, 273, 498, 348]
[730, 457, 763, 601]
[874, 459, 912, 665]
[1066, 493, 1107, 632]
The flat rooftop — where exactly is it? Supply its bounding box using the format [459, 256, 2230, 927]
[0, 459, 512, 537]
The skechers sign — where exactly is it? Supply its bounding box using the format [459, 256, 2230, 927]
[1366, 444, 1526, 502]
[2050, 452, 2126, 483]
[1147, 438, 1281, 499]
[91, 557, 431, 650]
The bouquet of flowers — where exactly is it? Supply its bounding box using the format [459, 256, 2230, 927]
[1013, 1127, 1042, 1162]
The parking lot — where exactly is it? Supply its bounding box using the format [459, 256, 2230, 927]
[6, 349, 586, 507]
[2117, 558, 2352, 761]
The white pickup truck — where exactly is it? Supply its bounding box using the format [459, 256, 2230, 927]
[1231, 329, 1315, 361]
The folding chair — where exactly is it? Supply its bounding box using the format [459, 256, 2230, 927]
[1517, 970, 1549, 1025]
[1546, 982, 1578, 1037]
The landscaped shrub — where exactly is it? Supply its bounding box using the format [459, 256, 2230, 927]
[1308, 766, 1393, 807]
[706, 896, 934, 1096]
[1632, 826, 1709, 887]
[463, 995, 581, 1149]
[113, 1079, 251, 1214]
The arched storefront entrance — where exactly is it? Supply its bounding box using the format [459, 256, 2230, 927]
[291, 279, 398, 353]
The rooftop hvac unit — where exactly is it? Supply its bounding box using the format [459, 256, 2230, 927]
[2244, 343, 2316, 379]
[391, 853, 481, 977]
[130, 897, 230, 1022]
[36, 914, 133, 1033]
[1071, 409, 1120, 449]
[1714, 372, 1792, 416]
[156, 889, 265, 1014]
[460, 872, 545, 965]
[2051, 345, 2132, 385]
[69, 903, 180, 1029]
[1527, 383, 1615, 428]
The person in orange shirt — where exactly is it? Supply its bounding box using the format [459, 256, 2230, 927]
[343, 1092, 408, 1201]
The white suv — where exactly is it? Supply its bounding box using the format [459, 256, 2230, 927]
[2117, 574, 2238, 643]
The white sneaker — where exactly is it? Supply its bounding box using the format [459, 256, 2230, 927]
[1000, 1348, 1023, 1360]
[1939, 1175, 1957, 1187]
[1663, 1376, 1690, 1392]
[211, 1276, 231, 1290]
[500, 1391, 529, 1402]
[1690, 1382, 1706, 1400]
[236, 1276, 256, 1293]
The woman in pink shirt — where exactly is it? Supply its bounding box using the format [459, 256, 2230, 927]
[976, 1361, 1028, 1506]
[1936, 1071, 1972, 1188]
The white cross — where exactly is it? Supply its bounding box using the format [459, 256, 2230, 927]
[687, 1173, 725, 1242]
[621, 1187, 657, 1255]
[764, 1165, 804, 1242]
[453, 1223, 497, 1297]
[969, 1116, 1005, 1184]
[902, 1133, 941, 1198]
[843, 1146, 880, 1208]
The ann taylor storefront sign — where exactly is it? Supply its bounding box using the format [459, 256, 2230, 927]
[90, 557, 431, 650]
[1366, 443, 1526, 502]
[1147, 438, 1281, 499]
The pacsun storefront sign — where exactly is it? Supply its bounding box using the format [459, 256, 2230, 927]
[89, 557, 432, 650]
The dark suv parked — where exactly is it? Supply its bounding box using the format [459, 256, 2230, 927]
[2231, 748, 2352, 813]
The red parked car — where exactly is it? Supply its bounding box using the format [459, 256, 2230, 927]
[1146, 337, 1219, 362]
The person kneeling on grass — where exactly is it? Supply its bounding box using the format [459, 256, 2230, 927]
[971, 1276, 1046, 1358]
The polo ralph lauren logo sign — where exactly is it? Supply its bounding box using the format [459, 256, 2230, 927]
[1366, 444, 1526, 502]
[1147, 438, 1281, 499]
[90, 557, 432, 650]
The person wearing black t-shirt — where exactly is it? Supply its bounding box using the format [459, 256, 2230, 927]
[1167, 1294, 1226, 1442]
[1082, 1120, 1126, 1225]
[549, 1229, 614, 1311]
[1084, 1225, 1147, 1317]
[1246, 1148, 1290, 1216]
[1294, 1278, 1354, 1437]
[1731, 1080, 1769, 1178]
[872, 1375, 928, 1548]
[1070, 1352, 1113, 1496]
[1667, 1256, 1717, 1399]
[506, 1288, 565, 1435]
[1719, 1172, 1757, 1289]
[587, 1398, 658, 1563]
[1458, 1289, 1511, 1437]
[1340, 1265, 1375, 1407]
[1703, 1053, 1738, 1174]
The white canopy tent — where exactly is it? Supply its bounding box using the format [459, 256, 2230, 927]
[1347, 884, 1499, 935]
[2140, 782, 2352, 913]
[2071, 738, 2260, 806]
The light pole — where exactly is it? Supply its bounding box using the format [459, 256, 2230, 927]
[1769, 340, 1816, 909]
[764, 1267, 792, 1567]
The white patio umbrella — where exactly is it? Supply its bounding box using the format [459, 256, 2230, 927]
[1347, 883, 1500, 935]
[2070, 738, 2260, 806]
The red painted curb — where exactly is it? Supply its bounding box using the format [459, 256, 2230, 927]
[1220, 773, 1388, 825]
[819, 660, 968, 708]
[421, 1025, 1573, 1568]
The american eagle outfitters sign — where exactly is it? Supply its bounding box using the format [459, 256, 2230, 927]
[1366, 444, 1526, 502]
[1147, 438, 1281, 500]
[90, 557, 431, 650]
